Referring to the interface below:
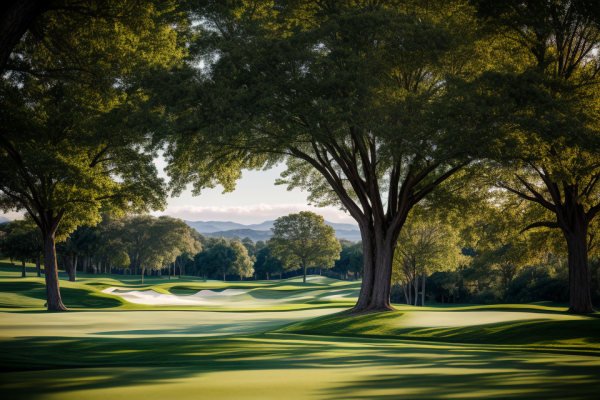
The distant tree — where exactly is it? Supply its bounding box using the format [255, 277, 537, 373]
[270, 212, 341, 283]
[334, 240, 364, 280]
[0, 219, 41, 277]
[253, 244, 283, 280]
[392, 209, 466, 306]
[123, 216, 190, 283]
[196, 238, 235, 281]
[241, 237, 256, 257]
[230, 240, 254, 281]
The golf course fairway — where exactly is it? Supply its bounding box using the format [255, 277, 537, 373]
[1, 263, 599, 399]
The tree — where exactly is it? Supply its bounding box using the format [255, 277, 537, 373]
[195, 237, 237, 281]
[230, 240, 254, 281]
[392, 208, 466, 306]
[270, 212, 341, 284]
[334, 240, 364, 280]
[0, 219, 41, 277]
[0, 4, 188, 310]
[460, 0, 600, 313]
[253, 244, 283, 280]
[159, 1, 490, 311]
[123, 216, 190, 283]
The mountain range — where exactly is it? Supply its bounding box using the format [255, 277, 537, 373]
[0, 216, 10, 224]
[185, 219, 361, 242]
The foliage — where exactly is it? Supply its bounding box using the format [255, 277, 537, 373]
[270, 212, 341, 283]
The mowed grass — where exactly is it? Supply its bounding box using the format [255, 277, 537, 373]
[0, 260, 360, 311]
[1, 260, 600, 399]
[1, 334, 600, 400]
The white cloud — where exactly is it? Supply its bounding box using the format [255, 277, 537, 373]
[151, 203, 357, 224]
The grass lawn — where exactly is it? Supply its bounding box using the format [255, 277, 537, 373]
[1, 261, 599, 399]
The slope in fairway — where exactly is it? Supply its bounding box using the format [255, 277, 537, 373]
[1, 266, 599, 399]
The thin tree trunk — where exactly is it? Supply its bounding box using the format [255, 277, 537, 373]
[36, 255, 40, 277]
[414, 273, 419, 306]
[302, 260, 307, 283]
[43, 231, 66, 311]
[141, 267, 144, 283]
[223, 272, 226, 281]
[421, 272, 426, 307]
[266, 271, 269, 280]
[68, 254, 76, 282]
[21, 260, 26, 277]
[402, 281, 409, 305]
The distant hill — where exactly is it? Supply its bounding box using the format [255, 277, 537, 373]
[0, 216, 11, 224]
[188, 224, 362, 243]
[185, 219, 359, 234]
[203, 229, 273, 242]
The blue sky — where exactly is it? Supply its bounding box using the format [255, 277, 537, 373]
[150, 155, 357, 225]
[1, 154, 357, 225]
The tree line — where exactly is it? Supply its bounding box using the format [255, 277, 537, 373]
[1, 1, 599, 313]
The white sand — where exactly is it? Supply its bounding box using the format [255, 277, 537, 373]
[101, 287, 212, 306]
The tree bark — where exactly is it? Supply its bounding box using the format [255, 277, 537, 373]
[36, 254, 40, 277]
[67, 254, 76, 282]
[223, 272, 226, 281]
[414, 273, 419, 306]
[266, 271, 269, 280]
[141, 267, 144, 283]
[43, 231, 66, 311]
[302, 260, 307, 283]
[565, 227, 594, 313]
[21, 259, 26, 277]
[422, 272, 426, 307]
[402, 281, 409, 305]
[369, 234, 397, 311]
[350, 224, 376, 311]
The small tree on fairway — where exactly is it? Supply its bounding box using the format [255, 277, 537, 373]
[270, 212, 341, 284]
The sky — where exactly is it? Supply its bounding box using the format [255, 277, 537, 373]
[149, 154, 357, 225]
[1, 154, 357, 225]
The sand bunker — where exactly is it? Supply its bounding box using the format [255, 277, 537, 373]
[101, 287, 249, 306]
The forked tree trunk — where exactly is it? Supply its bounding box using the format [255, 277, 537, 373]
[21, 260, 26, 277]
[43, 232, 66, 311]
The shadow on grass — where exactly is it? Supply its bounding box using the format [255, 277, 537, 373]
[281, 311, 600, 351]
[1, 334, 599, 399]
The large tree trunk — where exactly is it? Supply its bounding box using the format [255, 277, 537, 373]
[21, 259, 26, 277]
[369, 235, 397, 311]
[564, 226, 594, 313]
[43, 232, 66, 311]
[351, 224, 376, 311]
[421, 273, 426, 307]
